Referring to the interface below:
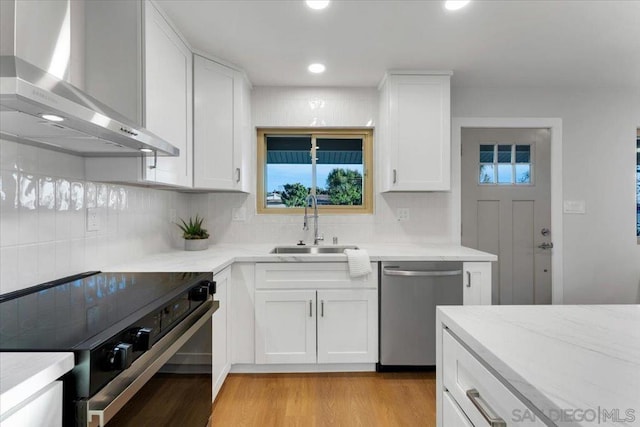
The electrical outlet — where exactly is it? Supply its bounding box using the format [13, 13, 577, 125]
[87, 208, 100, 231]
[397, 208, 410, 222]
[232, 207, 246, 221]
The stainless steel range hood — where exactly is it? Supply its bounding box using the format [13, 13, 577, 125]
[0, 56, 179, 157]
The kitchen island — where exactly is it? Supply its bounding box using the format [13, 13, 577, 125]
[436, 305, 640, 427]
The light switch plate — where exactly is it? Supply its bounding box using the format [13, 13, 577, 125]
[87, 208, 100, 231]
[232, 207, 246, 221]
[563, 200, 586, 214]
[397, 208, 410, 222]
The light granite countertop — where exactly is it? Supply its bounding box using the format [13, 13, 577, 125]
[105, 242, 497, 273]
[437, 305, 640, 426]
[0, 352, 74, 418]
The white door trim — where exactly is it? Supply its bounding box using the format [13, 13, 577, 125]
[452, 117, 564, 304]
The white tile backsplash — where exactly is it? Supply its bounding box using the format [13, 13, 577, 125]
[0, 139, 192, 294]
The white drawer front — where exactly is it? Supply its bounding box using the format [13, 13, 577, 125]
[443, 330, 546, 427]
[443, 390, 473, 427]
[255, 262, 378, 290]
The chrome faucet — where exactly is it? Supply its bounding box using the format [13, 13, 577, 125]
[303, 194, 324, 245]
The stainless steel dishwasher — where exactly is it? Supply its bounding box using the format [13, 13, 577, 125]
[378, 261, 463, 370]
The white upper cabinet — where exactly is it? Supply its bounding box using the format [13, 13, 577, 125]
[84, 0, 193, 188]
[193, 54, 251, 192]
[379, 72, 452, 192]
[143, 1, 192, 187]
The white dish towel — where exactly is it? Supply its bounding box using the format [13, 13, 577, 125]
[344, 249, 372, 278]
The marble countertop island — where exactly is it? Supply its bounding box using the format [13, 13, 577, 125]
[437, 305, 640, 426]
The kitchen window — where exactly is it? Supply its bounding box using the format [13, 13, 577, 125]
[257, 129, 373, 214]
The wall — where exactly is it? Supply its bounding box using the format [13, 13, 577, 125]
[197, 86, 457, 245]
[452, 86, 640, 304]
[0, 140, 190, 295]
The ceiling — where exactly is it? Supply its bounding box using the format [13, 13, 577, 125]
[159, 0, 640, 88]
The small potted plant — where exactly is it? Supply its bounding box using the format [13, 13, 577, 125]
[176, 215, 210, 251]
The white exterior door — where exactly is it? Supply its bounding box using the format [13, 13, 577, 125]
[462, 128, 552, 305]
[255, 290, 316, 364]
[317, 289, 378, 364]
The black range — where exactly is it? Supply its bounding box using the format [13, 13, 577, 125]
[0, 271, 217, 426]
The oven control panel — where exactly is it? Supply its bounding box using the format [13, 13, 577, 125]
[91, 280, 211, 391]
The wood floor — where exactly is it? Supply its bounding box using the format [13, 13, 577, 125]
[211, 372, 436, 427]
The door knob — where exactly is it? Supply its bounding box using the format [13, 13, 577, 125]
[537, 242, 554, 250]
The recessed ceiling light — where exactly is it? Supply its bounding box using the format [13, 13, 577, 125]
[41, 114, 64, 122]
[306, 0, 330, 10]
[444, 0, 470, 11]
[308, 63, 326, 74]
[139, 148, 154, 153]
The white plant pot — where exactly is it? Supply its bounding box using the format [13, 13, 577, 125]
[184, 238, 209, 251]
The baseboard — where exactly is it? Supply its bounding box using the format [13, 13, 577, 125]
[230, 363, 376, 373]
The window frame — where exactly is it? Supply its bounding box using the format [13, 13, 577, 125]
[257, 128, 374, 214]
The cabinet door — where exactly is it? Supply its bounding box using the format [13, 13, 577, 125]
[386, 74, 451, 191]
[193, 55, 236, 190]
[233, 74, 252, 193]
[1, 381, 63, 427]
[144, 0, 192, 187]
[317, 289, 378, 364]
[463, 262, 492, 305]
[212, 267, 231, 401]
[255, 290, 316, 364]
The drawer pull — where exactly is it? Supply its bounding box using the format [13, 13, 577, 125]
[466, 389, 506, 427]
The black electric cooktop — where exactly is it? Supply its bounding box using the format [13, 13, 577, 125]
[0, 271, 210, 352]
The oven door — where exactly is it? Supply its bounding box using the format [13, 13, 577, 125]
[85, 300, 216, 427]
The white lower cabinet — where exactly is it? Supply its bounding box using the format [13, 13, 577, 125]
[462, 262, 492, 305]
[212, 266, 231, 402]
[1, 381, 63, 427]
[255, 289, 378, 365]
[440, 329, 545, 427]
[254, 262, 378, 366]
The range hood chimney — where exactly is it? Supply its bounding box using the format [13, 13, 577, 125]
[0, 56, 179, 157]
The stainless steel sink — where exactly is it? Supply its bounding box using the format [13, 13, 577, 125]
[270, 245, 359, 254]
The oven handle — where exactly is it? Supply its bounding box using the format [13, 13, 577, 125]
[86, 299, 217, 427]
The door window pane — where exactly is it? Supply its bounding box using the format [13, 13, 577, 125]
[515, 164, 531, 184]
[478, 143, 532, 185]
[497, 164, 513, 183]
[479, 145, 495, 163]
[515, 145, 531, 163]
[497, 145, 512, 163]
[479, 164, 495, 183]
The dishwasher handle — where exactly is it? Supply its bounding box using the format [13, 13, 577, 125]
[383, 268, 463, 277]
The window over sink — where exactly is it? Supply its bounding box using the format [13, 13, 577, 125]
[257, 129, 373, 214]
